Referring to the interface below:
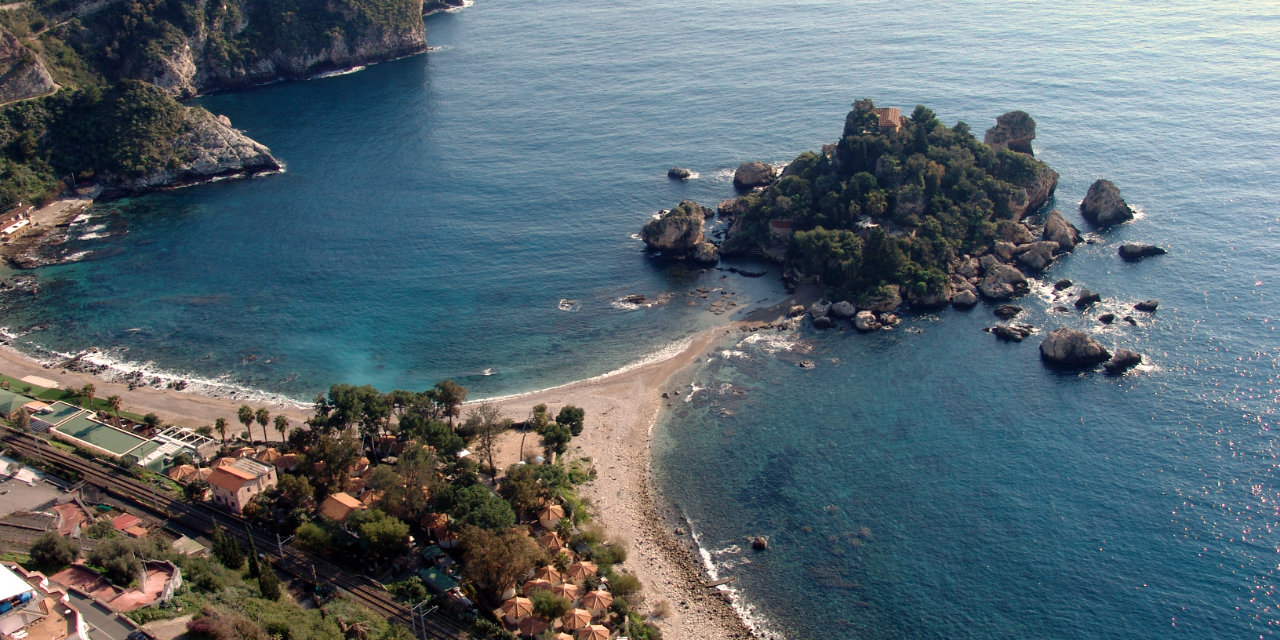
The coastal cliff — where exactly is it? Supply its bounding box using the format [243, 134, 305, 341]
[0, 80, 279, 208]
[0, 30, 56, 104]
[45, 0, 430, 98]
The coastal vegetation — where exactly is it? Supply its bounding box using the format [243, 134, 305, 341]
[717, 99, 1058, 304]
[0, 0, 433, 209]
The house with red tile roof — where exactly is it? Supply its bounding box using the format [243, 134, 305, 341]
[207, 457, 276, 514]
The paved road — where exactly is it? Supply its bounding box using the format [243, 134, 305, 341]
[66, 590, 136, 640]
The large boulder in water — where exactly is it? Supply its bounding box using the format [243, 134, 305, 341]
[1039, 328, 1111, 368]
[854, 310, 881, 332]
[667, 166, 693, 180]
[640, 201, 711, 256]
[1080, 179, 1134, 228]
[865, 288, 902, 314]
[951, 288, 978, 309]
[1041, 209, 1081, 252]
[1118, 243, 1166, 261]
[733, 161, 777, 190]
[984, 110, 1037, 155]
[1103, 349, 1142, 375]
[718, 198, 749, 218]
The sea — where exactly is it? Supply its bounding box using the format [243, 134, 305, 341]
[2, 1, 1278, 638]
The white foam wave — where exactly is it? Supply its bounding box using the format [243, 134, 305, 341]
[475, 335, 697, 405]
[61, 251, 91, 263]
[684, 383, 704, 403]
[719, 348, 747, 359]
[444, 0, 474, 12]
[311, 65, 367, 80]
[738, 331, 804, 355]
[78, 232, 109, 240]
[686, 521, 783, 639]
[0, 333, 307, 409]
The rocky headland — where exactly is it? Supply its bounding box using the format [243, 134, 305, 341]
[0, 29, 56, 104]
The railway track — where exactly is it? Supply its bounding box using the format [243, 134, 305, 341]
[1, 430, 469, 640]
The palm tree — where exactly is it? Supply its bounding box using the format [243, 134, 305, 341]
[106, 395, 122, 426]
[273, 414, 290, 444]
[215, 417, 228, 446]
[255, 408, 270, 442]
[237, 405, 254, 442]
[80, 383, 96, 410]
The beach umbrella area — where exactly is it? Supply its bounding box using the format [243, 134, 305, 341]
[561, 608, 592, 631]
[577, 624, 610, 640]
[501, 596, 533, 621]
[552, 582, 581, 601]
[580, 589, 613, 613]
[516, 616, 550, 637]
[565, 561, 598, 582]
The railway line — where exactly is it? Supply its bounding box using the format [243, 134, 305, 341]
[0, 429, 470, 640]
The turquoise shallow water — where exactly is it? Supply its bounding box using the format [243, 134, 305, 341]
[2, 1, 1279, 638]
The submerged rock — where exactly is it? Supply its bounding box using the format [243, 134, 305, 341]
[1080, 179, 1134, 228]
[691, 241, 719, 265]
[1074, 289, 1101, 308]
[1039, 328, 1111, 368]
[988, 323, 1035, 342]
[993, 304, 1023, 319]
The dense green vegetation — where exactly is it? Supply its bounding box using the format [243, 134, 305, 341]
[37, 0, 423, 86]
[0, 80, 196, 208]
[725, 99, 1053, 302]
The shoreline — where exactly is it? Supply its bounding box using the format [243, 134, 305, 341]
[0, 289, 810, 638]
[487, 322, 758, 639]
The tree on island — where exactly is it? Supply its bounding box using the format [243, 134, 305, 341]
[238, 405, 255, 442]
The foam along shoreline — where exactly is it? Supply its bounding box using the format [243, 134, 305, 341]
[0, 338, 310, 431]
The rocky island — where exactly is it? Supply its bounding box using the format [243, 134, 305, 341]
[643, 100, 1061, 310]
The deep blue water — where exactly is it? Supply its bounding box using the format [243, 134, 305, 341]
[4, 1, 1280, 638]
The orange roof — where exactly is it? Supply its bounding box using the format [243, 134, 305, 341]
[208, 467, 253, 492]
[565, 561, 597, 581]
[538, 504, 565, 520]
[111, 514, 142, 531]
[274, 453, 300, 469]
[533, 565, 562, 583]
[167, 464, 199, 483]
[501, 596, 533, 619]
[561, 609, 592, 631]
[551, 583, 580, 600]
[580, 589, 612, 610]
[425, 513, 449, 529]
[524, 579, 553, 594]
[319, 492, 366, 522]
[538, 532, 564, 551]
[517, 617, 550, 636]
[577, 625, 609, 640]
[254, 448, 281, 463]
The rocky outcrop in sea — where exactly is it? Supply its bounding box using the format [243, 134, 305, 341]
[1081, 179, 1134, 228]
[98, 110, 281, 195]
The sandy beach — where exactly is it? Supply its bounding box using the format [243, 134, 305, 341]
[0, 291, 809, 638]
[485, 323, 757, 639]
[0, 345, 310, 433]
